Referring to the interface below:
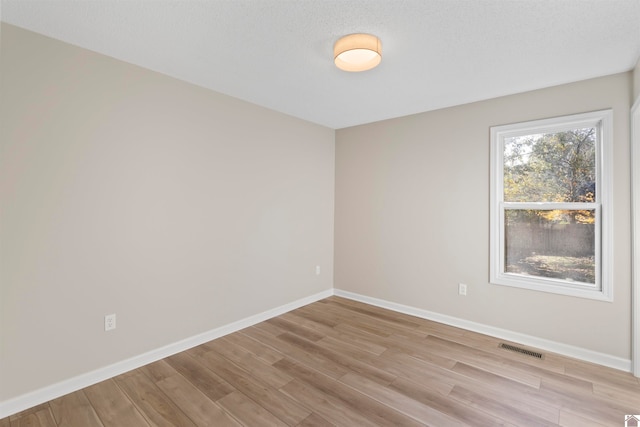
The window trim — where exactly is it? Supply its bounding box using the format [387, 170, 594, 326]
[489, 110, 613, 301]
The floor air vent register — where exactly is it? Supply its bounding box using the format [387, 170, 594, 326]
[499, 343, 544, 359]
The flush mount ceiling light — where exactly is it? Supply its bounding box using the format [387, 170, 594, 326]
[334, 33, 382, 72]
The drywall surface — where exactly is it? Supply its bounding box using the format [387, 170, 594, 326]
[634, 58, 640, 102]
[335, 72, 632, 359]
[0, 23, 334, 400]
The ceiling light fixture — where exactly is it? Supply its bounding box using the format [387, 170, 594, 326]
[334, 33, 382, 72]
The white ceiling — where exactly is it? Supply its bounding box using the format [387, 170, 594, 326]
[2, 0, 640, 129]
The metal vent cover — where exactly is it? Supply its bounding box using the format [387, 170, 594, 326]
[499, 343, 544, 359]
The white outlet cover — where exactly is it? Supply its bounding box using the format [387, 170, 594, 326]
[105, 314, 116, 331]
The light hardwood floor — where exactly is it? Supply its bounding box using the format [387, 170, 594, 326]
[3, 296, 640, 426]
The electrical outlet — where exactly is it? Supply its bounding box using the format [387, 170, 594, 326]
[105, 313, 116, 331]
[315, 265, 321, 275]
[458, 283, 467, 296]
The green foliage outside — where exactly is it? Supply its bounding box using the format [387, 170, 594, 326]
[503, 128, 597, 284]
[504, 127, 596, 224]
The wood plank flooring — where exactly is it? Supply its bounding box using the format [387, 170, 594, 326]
[3, 296, 640, 426]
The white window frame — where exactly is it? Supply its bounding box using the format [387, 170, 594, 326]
[490, 110, 613, 301]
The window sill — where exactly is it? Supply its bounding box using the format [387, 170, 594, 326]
[491, 273, 612, 302]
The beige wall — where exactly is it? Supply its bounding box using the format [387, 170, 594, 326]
[335, 72, 632, 359]
[634, 57, 640, 102]
[0, 24, 335, 400]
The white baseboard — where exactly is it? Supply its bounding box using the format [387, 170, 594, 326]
[0, 289, 333, 419]
[333, 289, 632, 372]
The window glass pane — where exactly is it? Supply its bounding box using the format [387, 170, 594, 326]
[504, 209, 596, 284]
[503, 128, 596, 203]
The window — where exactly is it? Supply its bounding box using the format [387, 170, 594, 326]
[490, 110, 612, 300]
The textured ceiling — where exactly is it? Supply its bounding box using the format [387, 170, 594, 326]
[2, 0, 640, 129]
